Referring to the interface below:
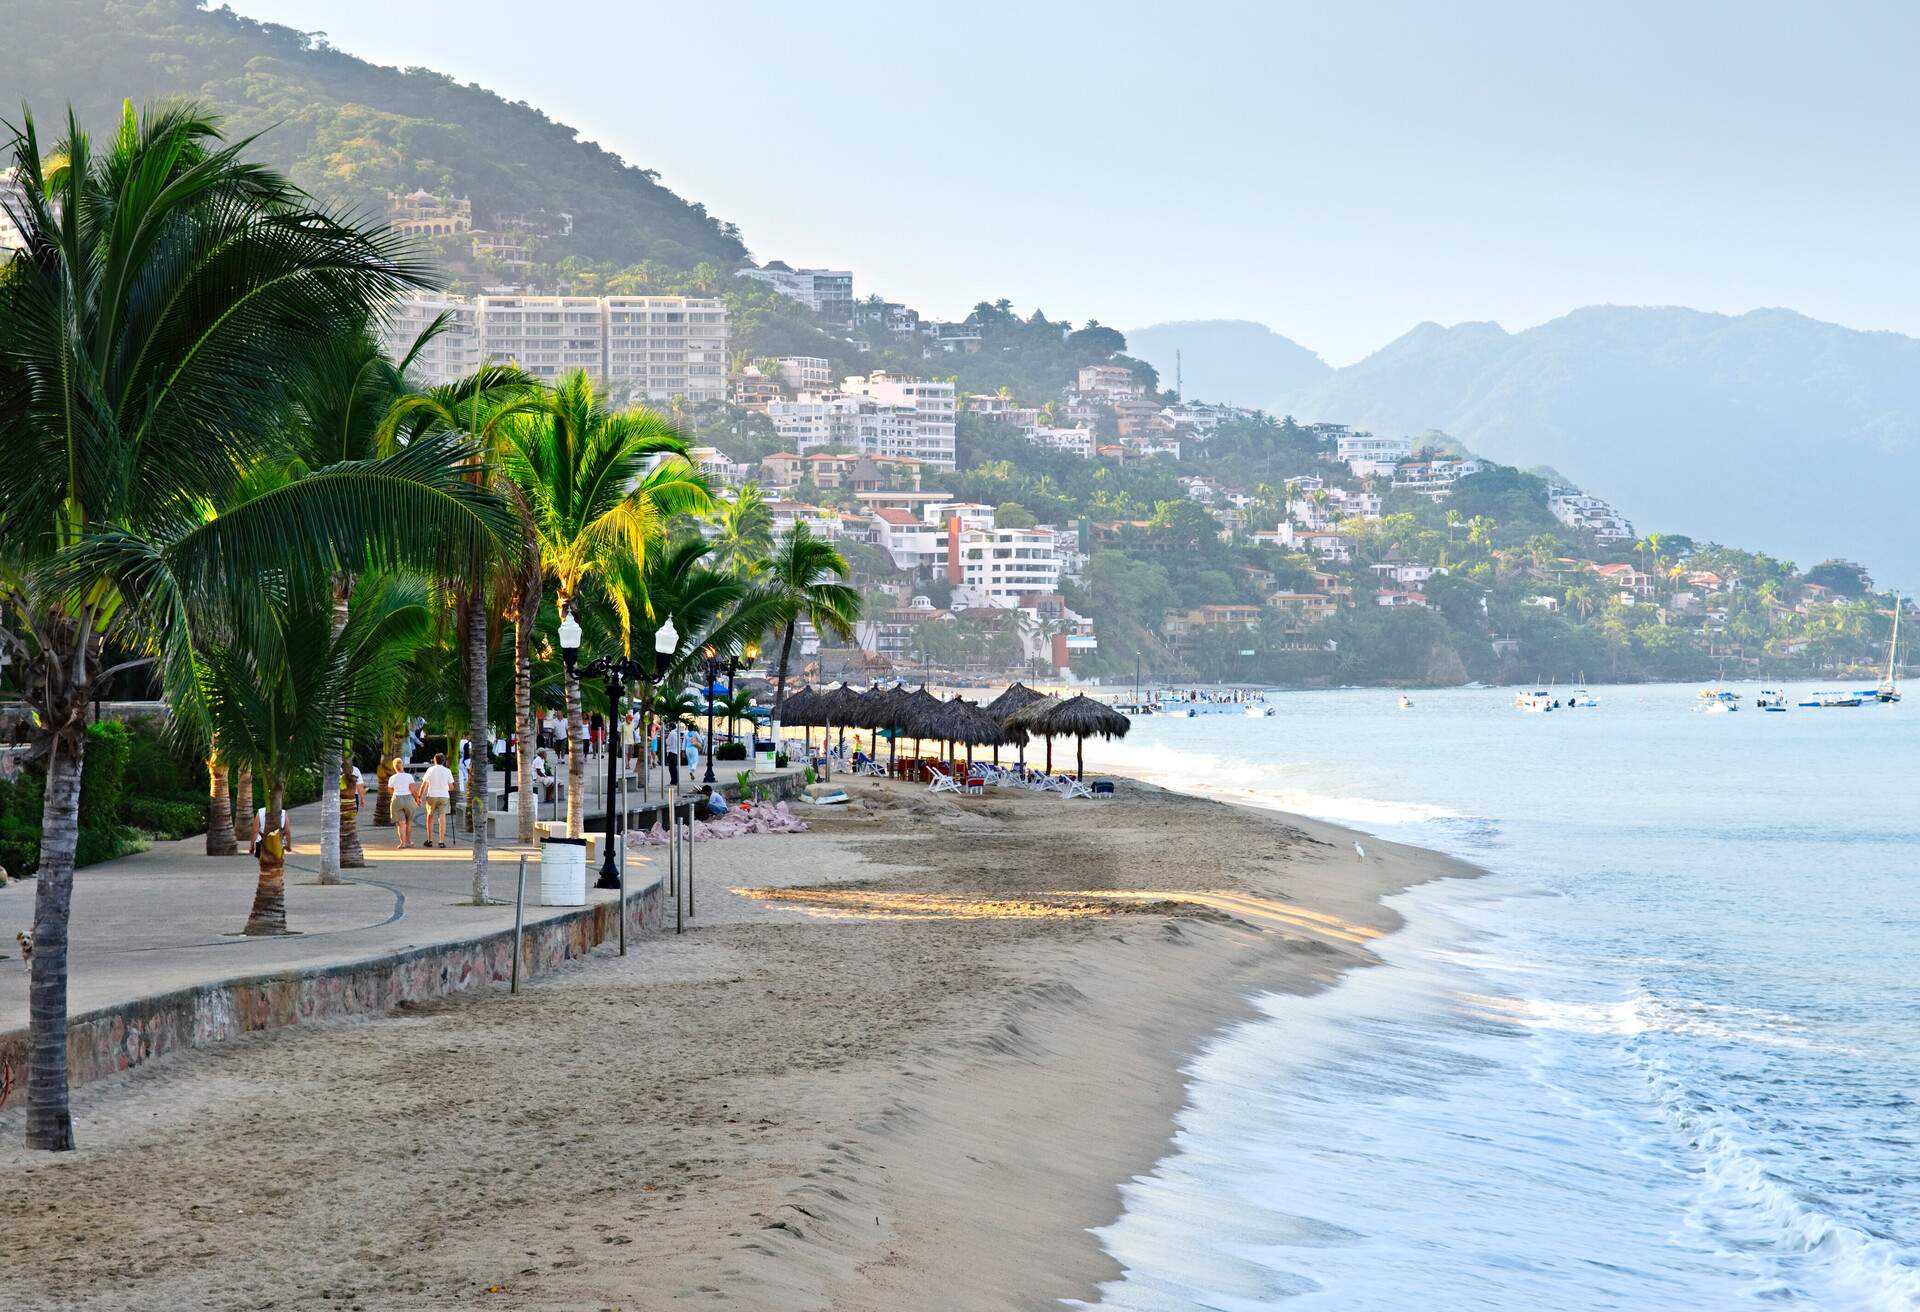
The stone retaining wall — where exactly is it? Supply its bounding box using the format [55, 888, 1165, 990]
[0, 878, 665, 1106]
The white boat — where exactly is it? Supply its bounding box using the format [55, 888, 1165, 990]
[1755, 689, 1788, 712]
[1514, 689, 1554, 713]
[1798, 690, 1863, 708]
[1156, 690, 1269, 716]
[1567, 689, 1598, 708]
[1398, 694, 1414, 710]
[1695, 688, 1740, 713]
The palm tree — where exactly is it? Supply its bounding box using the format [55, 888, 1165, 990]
[763, 525, 863, 718]
[716, 688, 756, 743]
[380, 367, 543, 898]
[202, 575, 429, 936]
[280, 322, 533, 883]
[0, 104, 505, 1151]
[711, 482, 775, 580]
[502, 372, 710, 835]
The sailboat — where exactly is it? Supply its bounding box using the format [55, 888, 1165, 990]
[1878, 594, 1903, 703]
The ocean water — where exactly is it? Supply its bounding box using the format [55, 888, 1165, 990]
[1073, 685, 1920, 1311]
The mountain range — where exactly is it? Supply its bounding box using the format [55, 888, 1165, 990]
[1130, 307, 1920, 587]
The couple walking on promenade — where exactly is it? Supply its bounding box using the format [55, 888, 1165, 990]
[385, 753, 457, 849]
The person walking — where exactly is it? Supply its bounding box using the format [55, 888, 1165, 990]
[664, 719, 684, 788]
[250, 801, 291, 857]
[419, 752, 455, 848]
[388, 757, 420, 849]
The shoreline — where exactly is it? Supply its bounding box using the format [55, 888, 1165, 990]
[0, 775, 1477, 1310]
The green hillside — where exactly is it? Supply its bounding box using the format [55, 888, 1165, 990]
[0, 0, 745, 270]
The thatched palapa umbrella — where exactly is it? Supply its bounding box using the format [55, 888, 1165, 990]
[819, 682, 863, 754]
[937, 696, 1004, 769]
[1004, 694, 1059, 774]
[982, 682, 1047, 767]
[1010, 694, 1130, 780]
[891, 686, 946, 769]
[779, 685, 823, 753]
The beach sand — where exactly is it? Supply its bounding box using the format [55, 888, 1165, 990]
[0, 777, 1472, 1311]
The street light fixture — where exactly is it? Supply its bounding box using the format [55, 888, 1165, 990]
[558, 610, 678, 889]
[701, 640, 760, 785]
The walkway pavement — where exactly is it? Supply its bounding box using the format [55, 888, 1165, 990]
[0, 800, 660, 1030]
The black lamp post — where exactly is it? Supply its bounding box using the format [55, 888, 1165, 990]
[701, 641, 760, 785]
[701, 646, 721, 785]
[558, 610, 678, 890]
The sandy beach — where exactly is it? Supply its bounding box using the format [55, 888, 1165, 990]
[0, 776, 1473, 1311]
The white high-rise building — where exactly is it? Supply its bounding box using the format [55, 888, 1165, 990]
[376, 293, 728, 402]
[382, 292, 481, 381]
[604, 296, 728, 401]
[1336, 432, 1413, 477]
[737, 265, 854, 321]
[843, 372, 955, 468]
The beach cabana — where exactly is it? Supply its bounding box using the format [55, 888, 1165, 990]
[779, 685, 822, 752]
[982, 682, 1047, 767]
[1009, 694, 1128, 780]
[934, 696, 1003, 769]
[891, 687, 948, 774]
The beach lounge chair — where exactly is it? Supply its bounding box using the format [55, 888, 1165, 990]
[1053, 774, 1094, 800]
[859, 758, 887, 777]
[927, 766, 962, 795]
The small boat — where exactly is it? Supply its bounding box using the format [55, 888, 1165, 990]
[1755, 689, 1788, 712]
[1567, 689, 1598, 708]
[1398, 694, 1414, 710]
[1695, 688, 1740, 713]
[1798, 691, 1863, 708]
[1514, 689, 1554, 713]
[1244, 703, 1275, 717]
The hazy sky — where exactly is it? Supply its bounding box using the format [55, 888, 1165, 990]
[228, 0, 1920, 364]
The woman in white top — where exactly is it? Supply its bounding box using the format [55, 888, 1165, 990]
[387, 757, 420, 849]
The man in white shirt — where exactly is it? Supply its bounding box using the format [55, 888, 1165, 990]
[664, 721, 684, 787]
[419, 753, 455, 849]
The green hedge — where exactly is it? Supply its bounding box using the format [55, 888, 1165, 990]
[122, 797, 206, 841]
[714, 741, 749, 761]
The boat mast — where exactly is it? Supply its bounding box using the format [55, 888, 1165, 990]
[1887, 594, 1902, 691]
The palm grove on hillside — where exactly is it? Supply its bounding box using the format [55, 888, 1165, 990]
[0, 103, 857, 1152]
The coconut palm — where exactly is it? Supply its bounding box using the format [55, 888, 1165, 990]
[711, 483, 775, 580]
[762, 525, 863, 718]
[0, 104, 509, 1151]
[501, 371, 711, 835]
[202, 575, 430, 936]
[716, 688, 757, 743]
[280, 320, 535, 882]
[379, 369, 544, 897]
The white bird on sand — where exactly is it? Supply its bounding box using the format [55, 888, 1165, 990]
[1353, 842, 1367, 861]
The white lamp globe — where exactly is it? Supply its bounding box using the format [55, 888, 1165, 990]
[557, 612, 583, 653]
[654, 616, 679, 655]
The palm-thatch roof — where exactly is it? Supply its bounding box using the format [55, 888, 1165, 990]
[847, 684, 899, 730]
[779, 685, 823, 726]
[933, 696, 1004, 746]
[982, 681, 1048, 721]
[1005, 694, 1128, 780]
[816, 682, 864, 725]
[891, 686, 948, 741]
[1015, 694, 1131, 741]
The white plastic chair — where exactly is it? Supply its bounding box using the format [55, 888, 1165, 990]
[1053, 774, 1094, 800]
[927, 766, 962, 795]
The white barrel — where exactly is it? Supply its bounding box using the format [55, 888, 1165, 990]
[538, 837, 588, 906]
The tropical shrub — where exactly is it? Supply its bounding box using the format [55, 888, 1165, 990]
[715, 741, 748, 761]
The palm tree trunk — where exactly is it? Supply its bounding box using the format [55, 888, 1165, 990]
[465, 595, 491, 903]
[244, 778, 289, 936]
[773, 620, 797, 717]
[374, 724, 397, 827]
[232, 763, 254, 845]
[565, 666, 585, 838]
[27, 727, 86, 1152]
[317, 579, 351, 885]
[205, 746, 236, 856]
[339, 766, 365, 868]
[515, 591, 537, 846]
